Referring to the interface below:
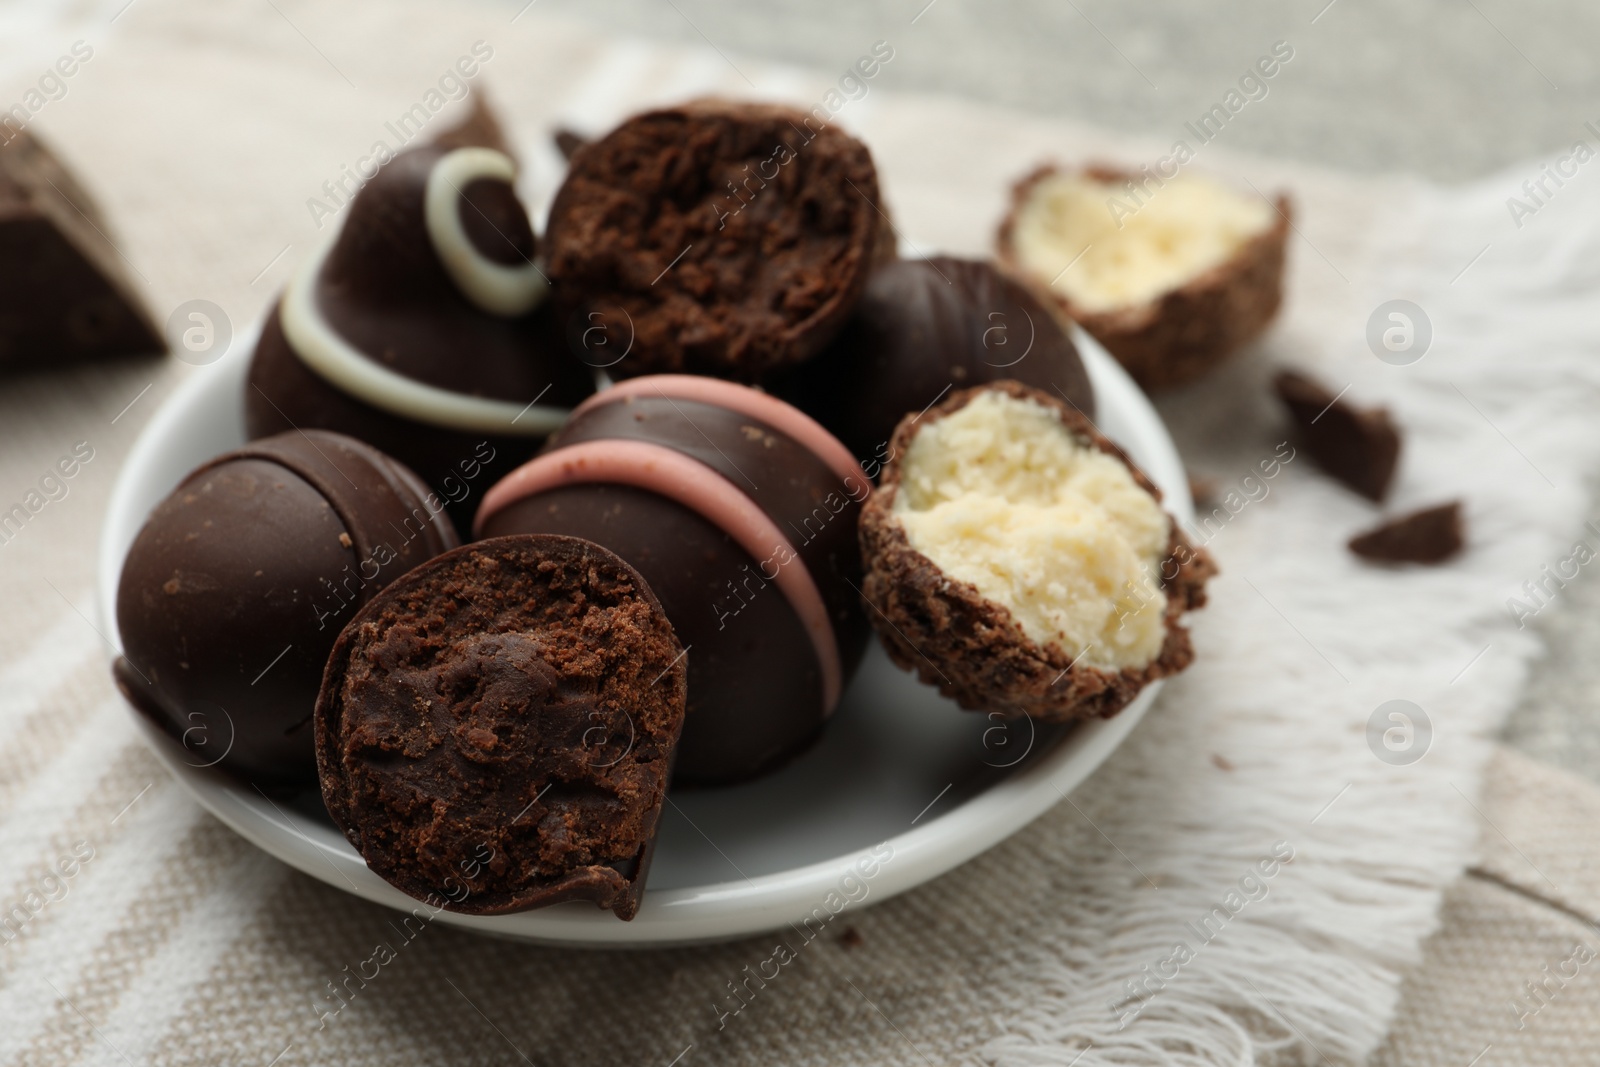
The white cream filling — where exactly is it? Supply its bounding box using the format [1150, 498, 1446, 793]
[1011, 171, 1274, 314]
[893, 391, 1170, 670]
[423, 147, 548, 317]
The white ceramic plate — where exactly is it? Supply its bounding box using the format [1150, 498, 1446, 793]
[97, 322, 1191, 948]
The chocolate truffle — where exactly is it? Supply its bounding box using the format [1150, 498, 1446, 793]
[860, 381, 1214, 721]
[768, 256, 1094, 471]
[476, 375, 871, 785]
[316, 535, 687, 920]
[1349, 502, 1463, 564]
[246, 136, 595, 535]
[1274, 370, 1401, 501]
[0, 129, 161, 372]
[998, 164, 1289, 390]
[544, 100, 882, 381]
[113, 430, 458, 785]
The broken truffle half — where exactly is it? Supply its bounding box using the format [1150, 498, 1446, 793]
[1349, 502, 1463, 564]
[997, 164, 1289, 391]
[315, 534, 688, 920]
[0, 129, 161, 372]
[859, 381, 1215, 721]
[1274, 369, 1401, 502]
[544, 99, 882, 381]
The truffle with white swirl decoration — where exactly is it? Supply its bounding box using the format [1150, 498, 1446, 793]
[245, 140, 596, 533]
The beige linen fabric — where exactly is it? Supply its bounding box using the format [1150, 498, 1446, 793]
[1375, 749, 1600, 1067]
[4, 2, 1600, 1065]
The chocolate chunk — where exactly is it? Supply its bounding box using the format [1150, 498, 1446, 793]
[552, 127, 587, 160]
[431, 92, 515, 159]
[1274, 370, 1400, 501]
[1349, 502, 1463, 564]
[316, 534, 688, 919]
[0, 129, 160, 372]
[545, 100, 882, 380]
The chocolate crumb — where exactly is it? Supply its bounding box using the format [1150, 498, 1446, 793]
[1274, 370, 1400, 501]
[838, 926, 864, 949]
[1349, 502, 1464, 564]
[1188, 473, 1219, 511]
[1211, 753, 1234, 772]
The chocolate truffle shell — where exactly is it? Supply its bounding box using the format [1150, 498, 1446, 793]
[478, 387, 870, 785]
[768, 256, 1095, 469]
[998, 164, 1290, 391]
[315, 535, 688, 920]
[860, 381, 1215, 722]
[552, 395, 870, 669]
[245, 143, 595, 535]
[113, 431, 457, 785]
[544, 100, 881, 381]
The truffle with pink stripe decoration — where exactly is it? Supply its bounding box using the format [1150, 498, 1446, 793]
[476, 375, 872, 786]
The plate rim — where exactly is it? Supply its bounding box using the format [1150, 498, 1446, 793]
[96, 321, 1191, 948]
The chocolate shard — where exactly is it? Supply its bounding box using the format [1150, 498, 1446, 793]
[552, 127, 587, 160]
[431, 91, 514, 158]
[1349, 502, 1464, 564]
[1274, 370, 1401, 501]
[0, 129, 161, 372]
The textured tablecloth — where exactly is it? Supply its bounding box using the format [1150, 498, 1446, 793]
[4, 2, 1600, 1065]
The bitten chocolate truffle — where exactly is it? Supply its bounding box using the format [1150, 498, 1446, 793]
[476, 375, 871, 785]
[113, 431, 457, 785]
[998, 164, 1289, 390]
[0, 129, 161, 372]
[246, 133, 594, 534]
[544, 100, 882, 381]
[316, 535, 687, 920]
[768, 256, 1094, 470]
[860, 381, 1214, 721]
[1274, 370, 1401, 501]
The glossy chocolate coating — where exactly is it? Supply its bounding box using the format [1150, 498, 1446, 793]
[768, 256, 1095, 472]
[245, 143, 595, 535]
[113, 430, 457, 785]
[479, 395, 869, 785]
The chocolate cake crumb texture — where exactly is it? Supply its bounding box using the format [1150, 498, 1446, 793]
[315, 535, 687, 920]
[544, 100, 881, 380]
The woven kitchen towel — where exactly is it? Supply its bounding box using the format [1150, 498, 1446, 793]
[1, 2, 1598, 1065]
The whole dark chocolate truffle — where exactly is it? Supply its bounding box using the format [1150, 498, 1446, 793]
[113, 430, 457, 785]
[768, 256, 1095, 472]
[316, 535, 688, 920]
[476, 375, 870, 786]
[544, 100, 882, 381]
[246, 136, 595, 535]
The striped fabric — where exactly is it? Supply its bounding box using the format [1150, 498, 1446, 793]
[5, 2, 1600, 1064]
